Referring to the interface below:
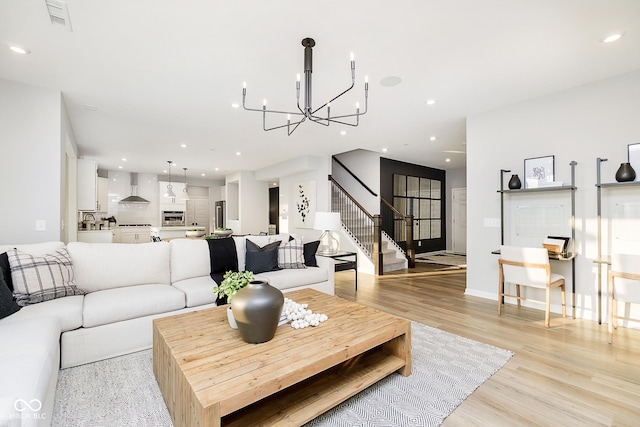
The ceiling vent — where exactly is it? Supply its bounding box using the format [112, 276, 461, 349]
[45, 0, 72, 31]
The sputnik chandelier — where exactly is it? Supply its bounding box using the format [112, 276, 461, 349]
[242, 37, 369, 135]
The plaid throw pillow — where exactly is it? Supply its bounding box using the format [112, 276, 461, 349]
[272, 237, 306, 269]
[8, 247, 84, 306]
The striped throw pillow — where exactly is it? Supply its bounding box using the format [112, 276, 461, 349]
[272, 237, 306, 269]
[8, 248, 84, 306]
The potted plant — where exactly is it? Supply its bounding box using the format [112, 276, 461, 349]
[213, 271, 254, 328]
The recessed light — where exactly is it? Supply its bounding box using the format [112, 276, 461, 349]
[273, 182, 277, 186]
[6, 43, 30, 55]
[382, 148, 388, 152]
[445, 158, 451, 162]
[231, 103, 240, 109]
[163, 169, 167, 174]
[340, 130, 347, 136]
[214, 168, 219, 171]
[118, 165, 123, 169]
[430, 136, 437, 141]
[426, 99, 436, 106]
[600, 31, 625, 43]
[121, 158, 127, 162]
[236, 152, 241, 156]
[181, 144, 187, 148]
[201, 173, 206, 177]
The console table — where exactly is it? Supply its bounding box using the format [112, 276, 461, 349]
[318, 251, 358, 291]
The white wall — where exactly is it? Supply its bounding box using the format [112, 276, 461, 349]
[333, 149, 381, 215]
[466, 70, 640, 325]
[277, 156, 330, 243]
[0, 79, 66, 244]
[225, 170, 269, 235]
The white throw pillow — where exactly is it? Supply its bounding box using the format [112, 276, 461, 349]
[8, 248, 84, 306]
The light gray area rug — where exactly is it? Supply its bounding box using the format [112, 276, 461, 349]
[52, 322, 512, 427]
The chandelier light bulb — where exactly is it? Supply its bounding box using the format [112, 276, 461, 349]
[243, 81, 247, 89]
[241, 37, 369, 135]
[365, 75, 368, 83]
[356, 102, 360, 109]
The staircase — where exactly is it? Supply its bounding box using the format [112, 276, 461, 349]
[381, 232, 408, 272]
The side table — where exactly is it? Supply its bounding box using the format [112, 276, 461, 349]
[318, 251, 358, 291]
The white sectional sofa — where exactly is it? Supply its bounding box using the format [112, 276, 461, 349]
[0, 235, 334, 426]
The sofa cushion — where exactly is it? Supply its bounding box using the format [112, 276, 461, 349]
[8, 248, 85, 306]
[275, 237, 306, 269]
[245, 240, 281, 274]
[68, 241, 171, 292]
[0, 241, 65, 257]
[0, 316, 60, 424]
[0, 295, 84, 332]
[172, 276, 217, 307]
[170, 239, 210, 283]
[255, 266, 328, 291]
[0, 270, 20, 319]
[303, 240, 321, 267]
[82, 284, 185, 328]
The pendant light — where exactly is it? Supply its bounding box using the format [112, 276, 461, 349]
[182, 167, 190, 200]
[164, 160, 176, 198]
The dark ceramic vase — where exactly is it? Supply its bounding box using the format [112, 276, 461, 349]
[615, 162, 636, 182]
[231, 280, 284, 344]
[508, 174, 522, 189]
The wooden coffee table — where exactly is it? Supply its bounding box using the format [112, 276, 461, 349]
[153, 289, 411, 427]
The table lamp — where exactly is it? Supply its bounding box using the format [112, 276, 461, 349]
[314, 212, 341, 255]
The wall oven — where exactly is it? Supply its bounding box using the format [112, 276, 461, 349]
[162, 210, 185, 226]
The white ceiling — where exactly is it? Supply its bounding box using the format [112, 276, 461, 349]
[1, 1, 639, 181]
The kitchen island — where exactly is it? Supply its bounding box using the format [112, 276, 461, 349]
[151, 226, 206, 241]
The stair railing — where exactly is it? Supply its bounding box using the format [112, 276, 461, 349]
[380, 198, 415, 268]
[329, 176, 383, 275]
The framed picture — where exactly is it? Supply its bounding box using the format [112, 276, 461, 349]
[524, 155, 555, 188]
[628, 143, 640, 182]
[294, 180, 316, 228]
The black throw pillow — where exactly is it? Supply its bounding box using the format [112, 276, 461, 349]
[0, 269, 20, 319]
[303, 240, 321, 267]
[207, 237, 239, 288]
[0, 251, 13, 292]
[245, 240, 281, 274]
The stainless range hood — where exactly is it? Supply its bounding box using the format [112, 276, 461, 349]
[119, 173, 150, 204]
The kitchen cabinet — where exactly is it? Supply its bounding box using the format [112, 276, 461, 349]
[97, 177, 108, 212]
[186, 199, 210, 233]
[77, 159, 98, 211]
[77, 160, 108, 212]
[114, 228, 151, 244]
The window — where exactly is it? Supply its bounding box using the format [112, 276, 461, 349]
[393, 174, 443, 243]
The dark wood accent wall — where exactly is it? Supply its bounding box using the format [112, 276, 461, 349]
[380, 157, 446, 253]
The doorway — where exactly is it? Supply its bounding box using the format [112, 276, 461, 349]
[452, 188, 467, 254]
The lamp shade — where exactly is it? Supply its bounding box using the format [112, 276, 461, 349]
[313, 212, 341, 231]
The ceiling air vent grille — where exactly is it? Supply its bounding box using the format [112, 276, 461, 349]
[45, 0, 72, 31]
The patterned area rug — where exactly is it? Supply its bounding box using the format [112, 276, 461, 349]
[53, 322, 512, 427]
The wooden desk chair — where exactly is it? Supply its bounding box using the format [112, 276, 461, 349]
[498, 245, 566, 328]
[608, 253, 640, 344]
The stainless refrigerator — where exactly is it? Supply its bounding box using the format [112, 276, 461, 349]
[214, 201, 225, 229]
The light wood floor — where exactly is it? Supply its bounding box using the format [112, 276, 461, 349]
[334, 264, 640, 426]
